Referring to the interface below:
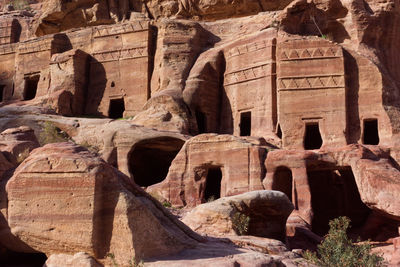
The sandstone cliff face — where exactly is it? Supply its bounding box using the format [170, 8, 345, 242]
[1, 0, 400, 265]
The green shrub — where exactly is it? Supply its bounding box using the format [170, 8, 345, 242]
[10, 0, 30, 10]
[106, 253, 144, 267]
[38, 121, 70, 146]
[303, 216, 384, 267]
[231, 210, 250, 236]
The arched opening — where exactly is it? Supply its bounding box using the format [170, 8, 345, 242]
[108, 98, 125, 119]
[272, 166, 293, 203]
[0, 85, 4, 102]
[196, 110, 207, 134]
[203, 167, 222, 202]
[23, 75, 40, 100]
[128, 137, 184, 187]
[304, 122, 322, 149]
[307, 168, 370, 236]
[240, 111, 251, 136]
[363, 119, 379, 145]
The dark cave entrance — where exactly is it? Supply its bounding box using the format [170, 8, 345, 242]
[304, 123, 323, 149]
[128, 137, 184, 187]
[240, 111, 251, 136]
[196, 110, 207, 134]
[0, 85, 4, 102]
[0, 250, 47, 267]
[277, 124, 282, 139]
[363, 119, 379, 145]
[272, 166, 293, 203]
[307, 168, 370, 236]
[203, 167, 222, 202]
[23, 75, 39, 100]
[108, 98, 125, 119]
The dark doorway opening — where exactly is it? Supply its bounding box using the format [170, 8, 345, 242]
[363, 119, 379, 145]
[128, 137, 184, 187]
[304, 123, 322, 149]
[0, 250, 47, 267]
[0, 85, 4, 102]
[272, 166, 293, 203]
[204, 167, 222, 202]
[23, 75, 40, 100]
[307, 168, 370, 236]
[108, 98, 125, 119]
[277, 124, 282, 139]
[196, 110, 207, 134]
[240, 111, 251, 136]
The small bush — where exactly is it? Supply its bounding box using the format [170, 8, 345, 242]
[38, 121, 70, 146]
[303, 216, 384, 267]
[16, 148, 30, 164]
[10, 0, 30, 10]
[231, 210, 250, 236]
[106, 253, 144, 267]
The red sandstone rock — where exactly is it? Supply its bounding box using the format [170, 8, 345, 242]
[147, 134, 268, 207]
[4, 142, 201, 265]
[182, 190, 293, 241]
[44, 252, 102, 267]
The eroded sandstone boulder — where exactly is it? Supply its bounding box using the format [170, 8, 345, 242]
[182, 190, 294, 241]
[3, 142, 201, 265]
[44, 252, 102, 267]
[0, 126, 39, 165]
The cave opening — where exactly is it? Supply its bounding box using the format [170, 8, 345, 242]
[307, 168, 370, 236]
[0, 85, 4, 102]
[203, 167, 222, 202]
[0, 250, 47, 267]
[23, 75, 39, 100]
[240, 111, 251, 136]
[272, 166, 293, 203]
[304, 123, 322, 149]
[363, 119, 379, 145]
[196, 110, 207, 134]
[128, 137, 184, 187]
[108, 98, 125, 119]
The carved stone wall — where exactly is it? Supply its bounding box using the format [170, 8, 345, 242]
[86, 21, 152, 117]
[277, 39, 347, 149]
[222, 32, 277, 139]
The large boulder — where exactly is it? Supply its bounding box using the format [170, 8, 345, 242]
[3, 142, 201, 265]
[182, 190, 294, 241]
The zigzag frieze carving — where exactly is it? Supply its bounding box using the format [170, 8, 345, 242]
[18, 40, 52, 54]
[279, 46, 343, 61]
[278, 74, 345, 90]
[224, 63, 273, 86]
[92, 46, 148, 62]
[0, 43, 16, 55]
[227, 40, 274, 58]
[93, 21, 149, 38]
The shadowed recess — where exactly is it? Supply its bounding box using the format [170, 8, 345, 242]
[129, 137, 185, 187]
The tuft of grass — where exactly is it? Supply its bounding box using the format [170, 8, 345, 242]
[10, 0, 31, 10]
[107, 253, 144, 267]
[16, 148, 30, 164]
[38, 121, 70, 146]
[303, 216, 384, 267]
[231, 210, 250, 236]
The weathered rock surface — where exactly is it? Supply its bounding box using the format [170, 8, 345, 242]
[147, 134, 269, 207]
[182, 190, 293, 241]
[3, 142, 201, 265]
[0, 126, 39, 165]
[44, 252, 102, 267]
